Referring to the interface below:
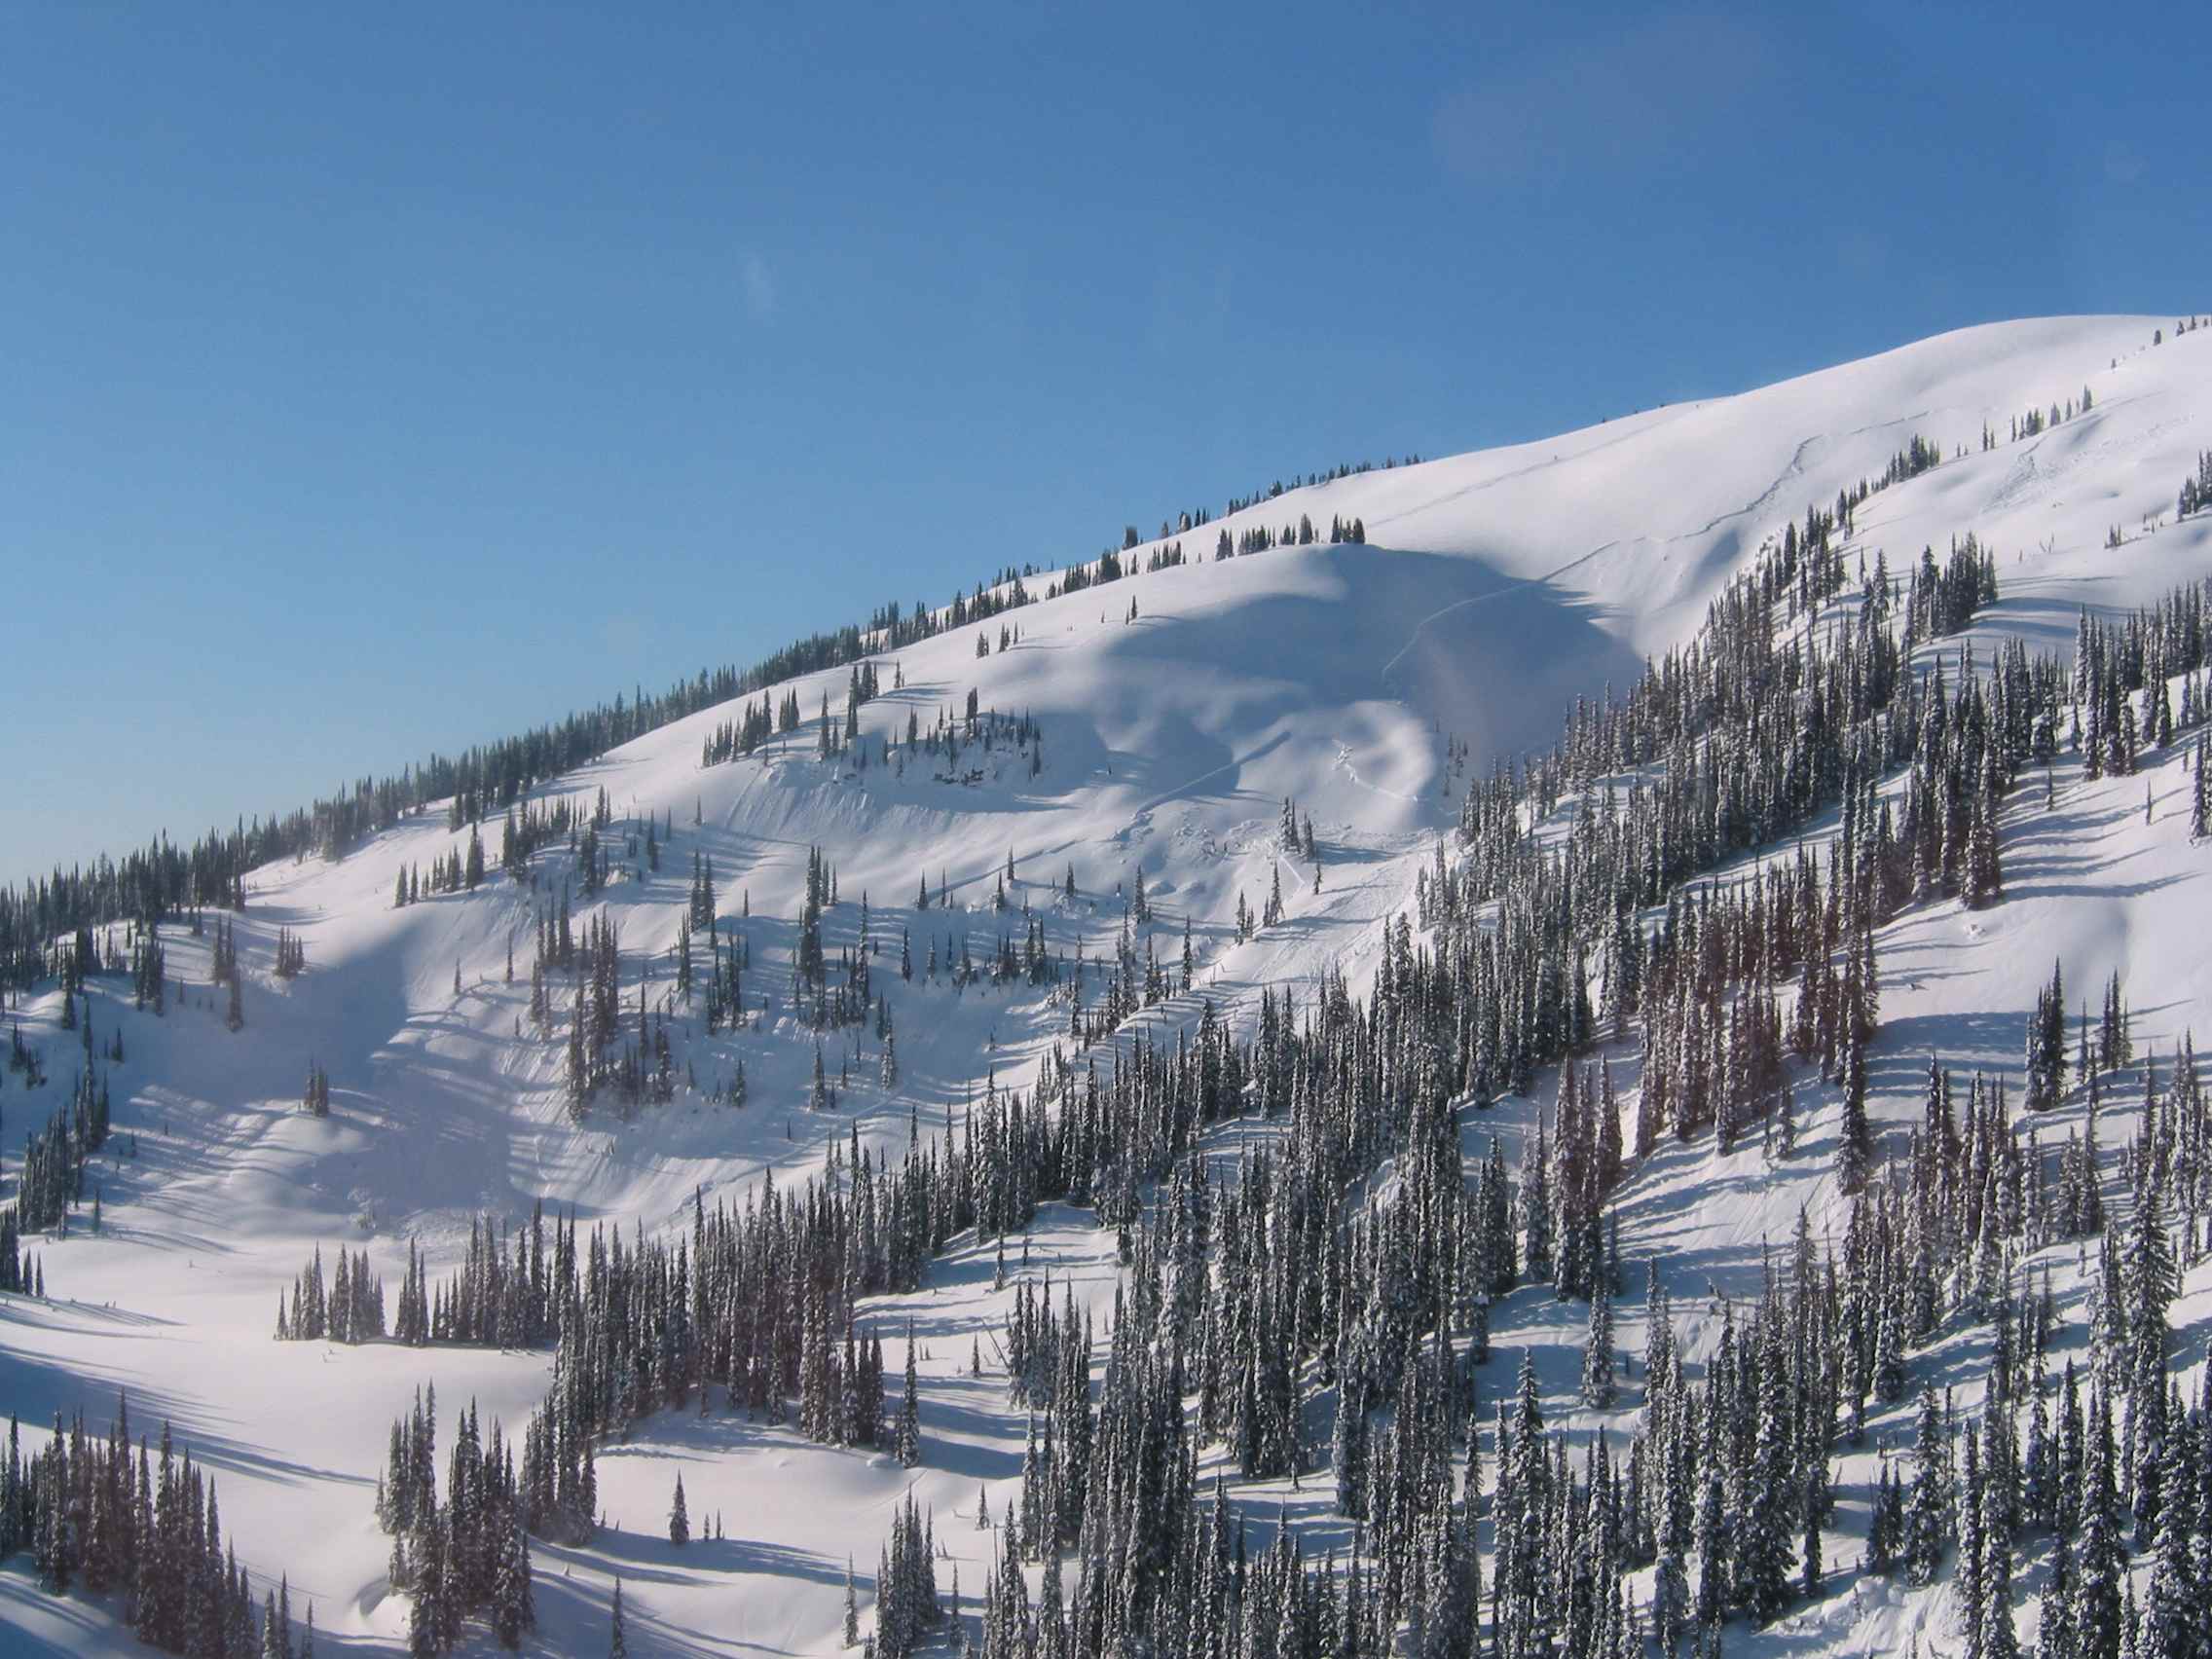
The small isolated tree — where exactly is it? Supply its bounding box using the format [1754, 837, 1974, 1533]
[669, 1474, 690, 1546]
[609, 1579, 628, 1659]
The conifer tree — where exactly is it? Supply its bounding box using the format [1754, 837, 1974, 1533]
[897, 1324, 922, 1467]
[493, 1520, 534, 1649]
[1837, 1028, 1871, 1192]
[1904, 1385, 1952, 1586]
[1579, 1285, 1614, 1407]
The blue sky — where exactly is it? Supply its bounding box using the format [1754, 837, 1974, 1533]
[4, 2, 2204, 886]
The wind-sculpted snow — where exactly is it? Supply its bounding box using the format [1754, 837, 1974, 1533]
[3, 313, 2209, 1655]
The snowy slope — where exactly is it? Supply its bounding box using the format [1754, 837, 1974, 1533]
[3, 313, 2209, 1656]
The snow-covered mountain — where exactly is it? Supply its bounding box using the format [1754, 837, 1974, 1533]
[4, 313, 2210, 1657]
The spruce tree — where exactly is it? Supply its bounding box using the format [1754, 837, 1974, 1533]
[897, 1324, 922, 1467]
[1836, 1028, 1872, 1193]
[1578, 1285, 1615, 1407]
[1903, 1385, 1951, 1586]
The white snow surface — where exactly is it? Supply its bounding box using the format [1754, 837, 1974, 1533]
[5, 313, 2210, 1654]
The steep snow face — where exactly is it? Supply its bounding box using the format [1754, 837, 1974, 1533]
[1178, 314, 2196, 647]
[3, 313, 2208, 1656]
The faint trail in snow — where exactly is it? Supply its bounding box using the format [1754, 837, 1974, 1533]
[1676, 433, 1820, 540]
[1378, 542, 1615, 688]
[1331, 745, 1416, 804]
[1380, 431, 1820, 702]
[1363, 412, 1675, 534]
[1126, 732, 1292, 822]
[1841, 407, 1931, 439]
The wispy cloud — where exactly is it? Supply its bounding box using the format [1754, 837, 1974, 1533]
[1432, 11, 1776, 190]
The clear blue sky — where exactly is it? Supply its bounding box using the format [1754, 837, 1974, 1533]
[5, 2, 2204, 886]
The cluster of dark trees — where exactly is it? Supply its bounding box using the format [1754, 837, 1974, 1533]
[1219, 454, 1420, 522]
[2179, 450, 2212, 519]
[0, 1396, 315, 1657]
[497, 794, 576, 878]
[694, 901, 753, 1035]
[1982, 385, 2092, 450]
[702, 694, 788, 764]
[9, 1014, 50, 1088]
[10, 920, 171, 1014]
[556, 908, 679, 1116]
[274, 1242, 386, 1343]
[272, 927, 306, 978]
[1212, 513, 1369, 558]
[869, 1493, 943, 1659]
[1879, 433, 1945, 489]
[376, 1385, 537, 1652]
[1052, 551, 1128, 598]
[792, 846, 866, 1030]
[1062, 900, 1226, 1046]
[1901, 533, 2000, 646]
[2025, 959, 2137, 1115]
[201, 911, 245, 1032]
[702, 680, 844, 766]
[301, 1058, 331, 1117]
[130, 925, 168, 1012]
[383, 1212, 557, 1349]
[391, 848, 471, 906]
[14, 1067, 110, 1232]
[697, 668, 1046, 797]
[343, 1156, 946, 1641]
[2071, 595, 2206, 782]
[1, 1205, 52, 1296]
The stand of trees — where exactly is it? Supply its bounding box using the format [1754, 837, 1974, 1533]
[274, 1243, 387, 1344]
[376, 1386, 537, 1652]
[0, 1395, 316, 1658]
